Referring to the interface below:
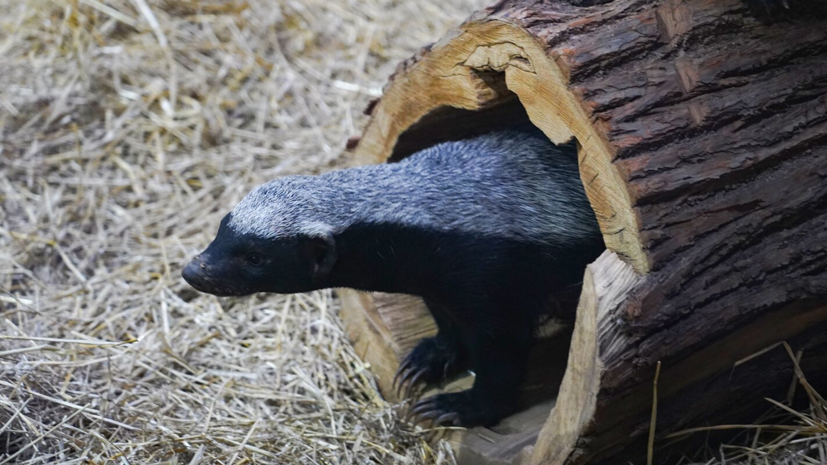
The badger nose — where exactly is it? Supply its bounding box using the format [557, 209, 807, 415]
[182, 257, 204, 285]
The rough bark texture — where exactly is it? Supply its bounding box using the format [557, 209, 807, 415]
[340, 0, 827, 464]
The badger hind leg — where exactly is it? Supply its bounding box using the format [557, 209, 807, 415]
[393, 300, 468, 398]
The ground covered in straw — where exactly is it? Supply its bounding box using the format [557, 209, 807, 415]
[3, 0, 827, 464]
[0, 0, 487, 462]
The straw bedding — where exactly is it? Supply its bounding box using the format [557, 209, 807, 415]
[0, 0, 485, 462]
[2, 0, 826, 464]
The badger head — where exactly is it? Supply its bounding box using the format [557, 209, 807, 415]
[182, 178, 338, 296]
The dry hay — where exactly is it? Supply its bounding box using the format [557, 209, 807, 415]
[0, 0, 488, 463]
[675, 345, 827, 465]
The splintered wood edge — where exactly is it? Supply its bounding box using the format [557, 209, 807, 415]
[530, 251, 642, 465]
[351, 19, 649, 274]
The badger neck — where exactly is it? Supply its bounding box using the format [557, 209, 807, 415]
[309, 162, 446, 296]
[323, 222, 437, 295]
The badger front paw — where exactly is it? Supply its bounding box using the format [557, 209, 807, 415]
[408, 390, 505, 427]
[393, 336, 465, 398]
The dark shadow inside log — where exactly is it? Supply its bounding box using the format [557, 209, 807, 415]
[389, 93, 530, 162]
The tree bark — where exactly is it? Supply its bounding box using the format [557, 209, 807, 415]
[340, 0, 827, 463]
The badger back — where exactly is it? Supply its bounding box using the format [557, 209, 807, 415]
[226, 128, 597, 246]
[350, 127, 599, 245]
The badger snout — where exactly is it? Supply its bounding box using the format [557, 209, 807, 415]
[182, 254, 209, 290]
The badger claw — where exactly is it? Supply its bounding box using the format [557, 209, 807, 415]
[405, 369, 427, 398]
[407, 397, 438, 421]
[392, 336, 465, 400]
[434, 413, 459, 426]
[407, 391, 502, 428]
[395, 366, 425, 399]
[393, 357, 415, 394]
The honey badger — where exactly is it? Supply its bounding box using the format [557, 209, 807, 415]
[182, 126, 605, 427]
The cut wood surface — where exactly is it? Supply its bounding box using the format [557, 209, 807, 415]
[341, 0, 827, 463]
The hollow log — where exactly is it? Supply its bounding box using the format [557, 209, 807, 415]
[340, 0, 827, 463]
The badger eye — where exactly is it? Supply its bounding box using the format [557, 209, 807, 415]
[246, 254, 263, 266]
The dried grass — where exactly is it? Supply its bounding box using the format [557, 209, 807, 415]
[0, 0, 488, 462]
[677, 344, 827, 465]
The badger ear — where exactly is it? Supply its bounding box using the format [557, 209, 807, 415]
[305, 233, 337, 282]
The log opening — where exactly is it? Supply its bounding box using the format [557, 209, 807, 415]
[351, 20, 647, 273]
[341, 20, 631, 465]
